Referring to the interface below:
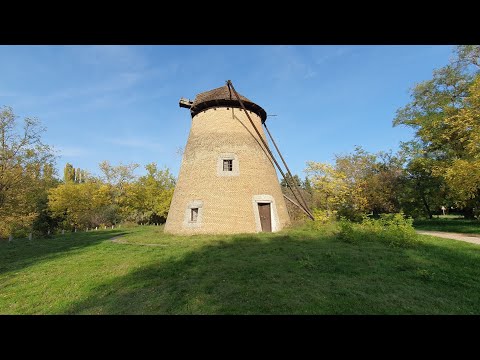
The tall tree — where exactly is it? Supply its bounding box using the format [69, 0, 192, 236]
[398, 141, 446, 219]
[280, 174, 302, 188]
[64, 163, 75, 183]
[0, 106, 55, 237]
[98, 160, 139, 220]
[393, 45, 480, 218]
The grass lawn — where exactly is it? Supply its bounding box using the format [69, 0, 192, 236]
[1, 224, 479, 314]
[414, 217, 480, 234]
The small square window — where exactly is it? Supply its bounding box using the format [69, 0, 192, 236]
[191, 208, 199, 222]
[223, 159, 233, 171]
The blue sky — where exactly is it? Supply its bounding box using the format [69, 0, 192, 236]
[0, 45, 455, 179]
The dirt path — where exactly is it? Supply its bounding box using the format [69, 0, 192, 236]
[417, 230, 480, 245]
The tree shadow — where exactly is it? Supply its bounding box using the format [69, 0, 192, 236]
[64, 231, 480, 314]
[0, 230, 127, 276]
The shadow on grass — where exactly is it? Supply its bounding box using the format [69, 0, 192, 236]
[64, 230, 480, 315]
[0, 230, 127, 275]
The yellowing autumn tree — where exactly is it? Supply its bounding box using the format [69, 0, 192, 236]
[48, 180, 114, 229]
[305, 161, 352, 219]
[0, 106, 56, 238]
[438, 75, 480, 208]
[124, 163, 175, 223]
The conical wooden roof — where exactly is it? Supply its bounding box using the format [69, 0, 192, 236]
[192, 85, 251, 106]
[190, 85, 267, 122]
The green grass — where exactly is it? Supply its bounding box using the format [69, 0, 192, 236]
[414, 217, 480, 234]
[1, 224, 480, 314]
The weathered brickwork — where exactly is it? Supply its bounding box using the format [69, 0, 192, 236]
[164, 106, 290, 234]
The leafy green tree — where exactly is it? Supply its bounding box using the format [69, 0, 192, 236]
[393, 45, 480, 218]
[302, 177, 313, 195]
[280, 174, 302, 188]
[397, 141, 446, 219]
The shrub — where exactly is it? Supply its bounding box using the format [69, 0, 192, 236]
[337, 218, 358, 243]
[308, 208, 338, 232]
[337, 213, 419, 247]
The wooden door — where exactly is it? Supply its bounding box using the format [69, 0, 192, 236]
[258, 203, 272, 232]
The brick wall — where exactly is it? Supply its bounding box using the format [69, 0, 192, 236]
[164, 106, 290, 234]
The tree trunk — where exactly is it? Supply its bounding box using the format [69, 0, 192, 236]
[462, 207, 475, 220]
[421, 194, 433, 219]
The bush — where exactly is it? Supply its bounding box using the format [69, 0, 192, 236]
[337, 218, 357, 243]
[337, 213, 419, 247]
[309, 208, 338, 230]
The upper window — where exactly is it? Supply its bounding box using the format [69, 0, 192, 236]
[223, 159, 233, 172]
[191, 208, 199, 222]
[217, 153, 239, 177]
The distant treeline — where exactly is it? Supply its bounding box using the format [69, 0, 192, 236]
[0, 105, 175, 239]
[1, 46, 479, 238]
[283, 45, 480, 222]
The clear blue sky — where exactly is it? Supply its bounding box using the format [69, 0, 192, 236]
[0, 45, 455, 179]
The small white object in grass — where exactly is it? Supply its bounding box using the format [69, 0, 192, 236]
[75, 228, 77, 233]
[48, 229, 50, 235]
[9, 234, 12, 242]
[112, 225, 114, 229]
[62, 229, 65, 235]
[28, 233, 32, 241]
[95, 227, 98, 231]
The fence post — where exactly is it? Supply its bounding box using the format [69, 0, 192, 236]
[75, 228, 77, 233]
[28, 233, 32, 241]
[62, 229, 65, 235]
[95, 227, 98, 231]
[9, 234, 13, 242]
[111, 225, 114, 229]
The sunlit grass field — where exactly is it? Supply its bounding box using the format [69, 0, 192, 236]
[1, 224, 479, 314]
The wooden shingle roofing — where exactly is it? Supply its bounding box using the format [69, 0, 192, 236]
[189, 85, 267, 122]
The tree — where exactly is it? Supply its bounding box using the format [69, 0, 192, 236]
[0, 106, 56, 238]
[99, 160, 139, 188]
[439, 75, 480, 210]
[48, 181, 114, 229]
[393, 45, 480, 218]
[280, 174, 302, 188]
[305, 161, 352, 218]
[306, 147, 409, 221]
[303, 177, 313, 195]
[98, 160, 139, 221]
[124, 163, 176, 224]
[279, 173, 314, 221]
[64, 163, 75, 183]
[397, 141, 446, 219]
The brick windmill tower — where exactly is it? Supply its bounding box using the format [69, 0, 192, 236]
[164, 81, 293, 234]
